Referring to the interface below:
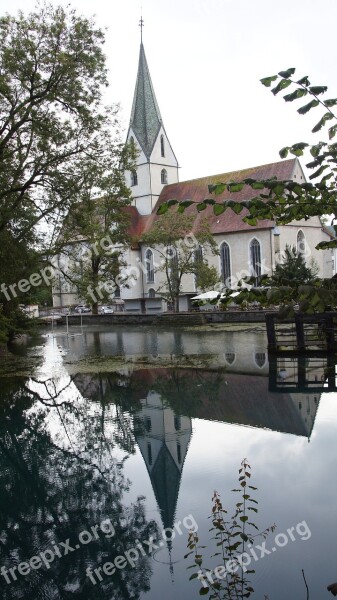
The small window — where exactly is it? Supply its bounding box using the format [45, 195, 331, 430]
[177, 441, 182, 464]
[297, 230, 306, 258]
[250, 238, 262, 283]
[161, 169, 168, 184]
[148, 288, 155, 298]
[131, 170, 138, 186]
[224, 352, 235, 365]
[220, 242, 231, 287]
[145, 249, 154, 283]
[174, 415, 181, 431]
[254, 352, 266, 368]
[160, 134, 165, 157]
[147, 443, 152, 466]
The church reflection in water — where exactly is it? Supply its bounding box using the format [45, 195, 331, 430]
[72, 353, 337, 545]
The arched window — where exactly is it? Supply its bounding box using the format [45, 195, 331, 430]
[250, 238, 261, 281]
[224, 352, 236, 365]
[254, 352, 266, 368]
[160, 134, 165, 157]
[147, 443, 152, 466]
[177, 441, 182, 464]
[148, 288, 155, 298]
[194, 245, 203, 287]
[161, 169, 168, 184]
[145, 249, 154, 283]
[297, 230, 306, 258]
[220, 242, 231, 287]
[131, 170, 138, 186]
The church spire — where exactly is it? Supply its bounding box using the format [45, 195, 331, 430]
[129, 41, 162, 159]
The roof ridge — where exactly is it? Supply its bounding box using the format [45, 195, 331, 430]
[164, 158, 297, 187]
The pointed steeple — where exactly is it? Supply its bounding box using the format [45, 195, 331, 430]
[130, 43, 162, 159]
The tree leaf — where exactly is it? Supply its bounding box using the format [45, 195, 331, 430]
[309, 85, 328, 95]
[297, 99, 319, 114]
[157, 204, 168, 215]
[297, 75, 310, 86]
[213, 203, 226, 216]
[278, 67, 296, 78]
[312, 112, 334, 133]
[279, 147, 289, 158]
[272, 78, 292, 95]
[260, 74, 277, 87]
[199, 587, 210, 595]
[283, 88, 307, 102]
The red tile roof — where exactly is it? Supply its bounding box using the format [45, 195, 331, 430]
[142, 158, 297, 236]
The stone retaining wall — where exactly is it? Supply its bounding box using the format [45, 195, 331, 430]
[59, 310, 270, 327]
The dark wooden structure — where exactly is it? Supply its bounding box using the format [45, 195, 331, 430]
[268, 352, 337, 393]
[266, 312, 337, 354]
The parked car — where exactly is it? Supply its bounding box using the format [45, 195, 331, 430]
[100, 305, 114, 314]
[74, 305, 91, 313]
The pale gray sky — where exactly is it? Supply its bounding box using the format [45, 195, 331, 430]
[2, 0, 337, 182]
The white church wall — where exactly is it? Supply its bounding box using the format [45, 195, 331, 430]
[278, 222, 332, 278]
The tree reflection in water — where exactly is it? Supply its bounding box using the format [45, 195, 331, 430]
[0, 377, 159, 600]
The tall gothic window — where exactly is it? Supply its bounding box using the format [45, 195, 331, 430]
[250, 238, 261, 281]
[160, 134, 165, 157]
[161, 169, 168, 184]
[194, 245, 203, 287]
[297, 230, 306, 258]
[145, 249, 154, 283]
[220, 242, 231, 287]
[131, 170, 138, 186]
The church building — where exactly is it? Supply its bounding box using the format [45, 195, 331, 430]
[52, 36, 332, 313]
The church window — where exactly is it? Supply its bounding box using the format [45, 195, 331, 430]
[160, 134, 165, 157]
[147, 443, 152, 465]
[131, 170, 138, 186]
[145, 249, 154, 283]
[177, 441, 182, 464]
[297, 230, 306, 258]
[250, 238, 261, 282]
[161, 169, 168, 184]
[174, 415, 181, 431]
[194, 245, 203, 287]
[254, 352, 266, 368]
[224, 352, 235, 365]
[220, 242, 231, 287]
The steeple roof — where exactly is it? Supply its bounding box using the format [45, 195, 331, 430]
[130, 43, 162, 159]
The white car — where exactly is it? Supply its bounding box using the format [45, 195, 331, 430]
[100, 305, 114, 314]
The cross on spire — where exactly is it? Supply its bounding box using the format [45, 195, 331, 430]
[139, 15, 144, 43]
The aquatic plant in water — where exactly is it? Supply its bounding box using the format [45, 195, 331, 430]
[185, 459, 276, 599]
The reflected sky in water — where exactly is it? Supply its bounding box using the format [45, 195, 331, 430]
[0, 326, 337, 599]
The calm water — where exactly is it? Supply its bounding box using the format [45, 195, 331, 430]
[0, 325, 337, 599]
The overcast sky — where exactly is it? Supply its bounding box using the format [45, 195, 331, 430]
[2, 0, 337, 182]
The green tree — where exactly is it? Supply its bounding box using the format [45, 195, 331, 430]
[58, 175, 132, 314]
[271, 245, 318, 285]
[0, 3, 134, 336]
[142, 212, 219, 312]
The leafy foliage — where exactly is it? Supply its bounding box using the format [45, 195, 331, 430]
[159, 68, 337, 315]
[185, 459, 275, 599]
[0, 3, 135, 336]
